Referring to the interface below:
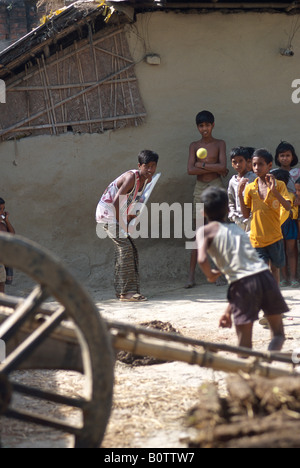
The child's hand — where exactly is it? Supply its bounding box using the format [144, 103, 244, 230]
[294, 197, 300, 207]
[207, 269, 222, 283]
[238, 178, 249, 196]
[265, 173, 275, 191]
[219, 312, 232, 329]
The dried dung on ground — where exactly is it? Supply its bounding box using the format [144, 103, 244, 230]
[116, 320, 181, 367]
[186, 374, 300, 448]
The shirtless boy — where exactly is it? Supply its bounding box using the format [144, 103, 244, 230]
[186, 110, 227, 288]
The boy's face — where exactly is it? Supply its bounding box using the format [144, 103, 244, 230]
[252, 156, 272, 178]
[197, 121, 214, 138]
[295, 183, 300, 199]
[231, 156, 247, 174]
[0, 204, 5, 216]
[138, 161, 157, 182]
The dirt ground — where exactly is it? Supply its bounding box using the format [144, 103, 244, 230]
[2, 276, 300, 448]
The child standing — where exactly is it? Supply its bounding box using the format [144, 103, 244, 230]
[0, 198, 15, 291]
[228, 146, 256, 232]
[96, 150, 159, 302]
[275, 141, 300, 186]
[197, 186, 287, 351]
[186, 110, 227, 288]
[272, 169, 299, 287]
[239, 148, 291, 285]
[294, 178, 300, 242]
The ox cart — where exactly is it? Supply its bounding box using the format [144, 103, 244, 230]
[0, 233, 297, 448]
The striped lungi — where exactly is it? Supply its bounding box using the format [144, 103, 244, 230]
[100, 223, 140, 297]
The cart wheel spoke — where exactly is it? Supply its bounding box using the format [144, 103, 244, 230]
[0, 285, 49, 342]
[5, 407, 82, 436]
[12, 381, 88, 409]
[0, 307, 66, 375]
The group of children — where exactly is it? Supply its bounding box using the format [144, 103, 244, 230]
[96, 109, 300, 352]
[187, 110, 300, 291]
[191, 110, 300, 351]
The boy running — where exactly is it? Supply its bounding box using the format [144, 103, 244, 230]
[197, 186, 287, 351]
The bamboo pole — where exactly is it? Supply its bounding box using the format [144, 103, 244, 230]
[6, 28, 126, 91]
[0, 298, 294, 365]
[111, 332, 295, 379]
[0, 62, 136, 137]
[9, 78, 138, 92]
[6, 113, 147, 133]
[37, 57, 55, 135]
[75, 41, 92, 133]
[42, 55, 58, 135]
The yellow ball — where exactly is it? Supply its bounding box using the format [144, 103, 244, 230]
[196, 147, 207, 160]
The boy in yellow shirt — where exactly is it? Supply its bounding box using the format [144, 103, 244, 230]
[238, 148, 291, 284]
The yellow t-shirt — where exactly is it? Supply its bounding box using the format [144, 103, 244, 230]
[244, 178, 290, 248]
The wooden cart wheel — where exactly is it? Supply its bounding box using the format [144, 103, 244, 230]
[0, 233, 114, 448]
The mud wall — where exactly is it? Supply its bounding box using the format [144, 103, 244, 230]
[1, 11, 300, 289]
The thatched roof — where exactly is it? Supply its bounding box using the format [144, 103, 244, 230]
[109, 0, 300, 13]
[0, 0, 297, 79]
[0, 1, 132, 79]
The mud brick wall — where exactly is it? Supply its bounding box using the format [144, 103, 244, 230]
[0, 0, 37, 50]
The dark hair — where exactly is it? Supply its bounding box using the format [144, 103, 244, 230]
[272, 169, 290, 186]
[0, 198, 5, 205]
[138, 150, 159, 165]
[295, 177, 300, 185]
[245, 147, 256, 159]
[275, 141, 298, 167]
[196, 110, 215, 126]
[252, 148, 273, 165]
[230, 146, 253, 161]
[200, 187, 228, 222]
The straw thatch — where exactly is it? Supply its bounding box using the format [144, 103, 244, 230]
[0, 2, 146, 140]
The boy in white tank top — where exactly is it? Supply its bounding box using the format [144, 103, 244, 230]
[196, 186, 287, 351]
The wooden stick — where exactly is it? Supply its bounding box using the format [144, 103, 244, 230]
[111, 332, 295, 379]
[6, 113, 147, 133]
[9, 78, 138, 92]
[0, 62, 136, 137]
[42, 55, 58, 135]
[75, 41, 91, 133]
[6, 27, 126, 91]
[37, 57, 55, 135]
[94, 45, 134, 64]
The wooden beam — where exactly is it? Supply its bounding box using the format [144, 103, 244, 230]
[6, 114, 147, 133]
[0, 62, 136, 137]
